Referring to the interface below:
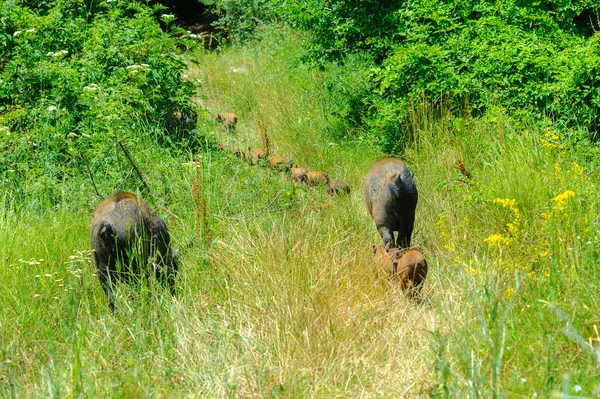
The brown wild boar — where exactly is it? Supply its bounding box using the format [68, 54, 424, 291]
[373, 246, 428, 299]
[290, 166, 308, 183]
[90, 192, 178, 311]
[327, 179, 350, 196]
[373, 244, 400, 275]
[170, 108, 198, 132]
[395, 250, 428, 299]
[250, 147, 266, 164]
[215, 113, 238, 132]
[269, 155, 292, 171]
[306, 171, 329, 186]
[364, 158, 417, 249]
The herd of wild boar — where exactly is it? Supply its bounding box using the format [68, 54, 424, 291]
[89, 113, 427, 310]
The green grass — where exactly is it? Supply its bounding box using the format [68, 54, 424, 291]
[1, 27, 600, 397]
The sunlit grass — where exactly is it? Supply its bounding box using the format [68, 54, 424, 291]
[1, 27, 599, 397]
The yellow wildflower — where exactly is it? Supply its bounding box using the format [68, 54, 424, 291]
[505, 287, 514, 299]
[571, 162, 584, 176]
[484, 233, 511, 247]
[552, 190, 575, 203]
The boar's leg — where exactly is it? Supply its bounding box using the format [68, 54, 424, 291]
[94, 253, 117, 312]
[396, 212, 415, 249]
[378, 225, 395, 249]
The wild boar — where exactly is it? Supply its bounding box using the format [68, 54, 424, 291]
[395, 250, 428, 299]
[290, 166, 308, 183]
[364, 158, 417, 249]
[373, 246, 428, 300]
[269, 155, 292, 171]
[306, 171, 329, 186]
[250, 147, 266, 165]
[90, 192, 178, 311]
[216, 113, 238, 132]
[327, 179, 350, 196]
[373, 244, 400, 275]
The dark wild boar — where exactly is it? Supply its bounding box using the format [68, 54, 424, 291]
[90, 192, 178, 311]
[306, 171, 329, 186]
[364, 158, 417, 249]
[327, 179, 350, 196]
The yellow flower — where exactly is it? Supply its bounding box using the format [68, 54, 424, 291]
[484, 233, 511, 247]
[552, 190, 575, 211]
[571, 162, 584, 177]
[505, 287, 514, 299]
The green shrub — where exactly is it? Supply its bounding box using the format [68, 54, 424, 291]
[0, 0, 197, 203]
[273, 0, 600, 150]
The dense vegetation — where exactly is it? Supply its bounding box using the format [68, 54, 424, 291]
[1, 0, 600, 397]
[0, 0, 197, 206]
[210, 0, 600, 149]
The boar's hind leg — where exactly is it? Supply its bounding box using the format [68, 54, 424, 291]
[396, 213, 415, 249]
[94, 254, 117, 312]
[378, 225, 395, 249]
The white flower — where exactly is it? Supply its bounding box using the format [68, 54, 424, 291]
[83, 84, 99, 91]
[520, 378, 526, 383]
[126, 65, 139, 69]
[190, 33, 198, 39]
[140, 63, 149, 68]
[13, 31, 21, 36]
[47, 105, 58, 112]
[25, 28, 35, 33]
[161, 14, 175, 19]
[573, 385, 582, 393]
[46, 50, 68, 57]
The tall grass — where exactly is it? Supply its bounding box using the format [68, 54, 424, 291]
[1, 27, 599, 397]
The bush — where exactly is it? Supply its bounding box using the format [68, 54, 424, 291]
[0, 0, 197, 202]
[274, 0, 600, 150]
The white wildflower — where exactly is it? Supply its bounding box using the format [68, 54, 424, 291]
[25, 28, 35, 33]
[190, 33, 198, 39]
[83, 84, 99, 91]
[140, 63, 149, 68]
[47, 105, 58, 112]
[13, 31, 21, 36]
[520, 378, 526, 383]
[573, 385, 582, 393]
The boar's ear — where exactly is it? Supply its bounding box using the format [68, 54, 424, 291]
[387, 172, 399, 182]
[384, 241, 392, 251]
[216, 113, 221, 121]
[372, 244, 377, 254]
